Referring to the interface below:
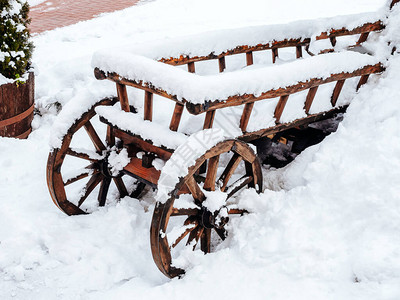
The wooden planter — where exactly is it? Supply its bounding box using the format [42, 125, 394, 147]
[0, 72, 34, 139]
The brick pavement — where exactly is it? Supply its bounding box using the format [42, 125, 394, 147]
[29, 0, 140, 33]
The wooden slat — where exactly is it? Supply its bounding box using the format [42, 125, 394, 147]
[304, 86, 318, 114]
[246, 51, 254, 66]
[203, 110, 216, 129]
[218, 57, 226, 73]
[296, 45, 303, 58]
[169, 103, 184, 131]
[144, 91, 153, 121]
[116, 83, 130, 112]
[240, 102, 254, 132]
[187, 62, 195, 73]
[272, 48, 278, 63]
[356, 74, 370, 91]
[274, 95, 289, 123]
[331, 79, 345, 106]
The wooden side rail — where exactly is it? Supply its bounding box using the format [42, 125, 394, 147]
[158, 21, 384, 66]
[185, 63, 384, 115]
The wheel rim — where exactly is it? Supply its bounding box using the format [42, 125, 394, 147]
[46, 97, 145, 215]
[150, 139, 263, 278]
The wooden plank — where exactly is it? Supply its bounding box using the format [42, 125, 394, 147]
[144, 91, 153, 121]
[116, 83, 130, 112]
[123, 157, 161, 187]
[113, 128, 173, 160]
[272, 48, 278, 63]
[187, 62, 196, 73]
[239, 102, 254, 132]
[296, 45, 303, 58]
[169, 103, 184, 131]
[185, 64, 384, 115]
[218, 57, 226, 72]
[304, 86, 318, 114]
[246, 51, 254, 66]
[274, 95, 289, 123]
[331, 79, 345, 107]
[356, 74, 370, 91]
[203, 110, 216, 129]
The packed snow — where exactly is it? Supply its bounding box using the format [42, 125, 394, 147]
[1, 0, 400, 299]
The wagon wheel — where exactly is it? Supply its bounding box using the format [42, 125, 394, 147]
[47, 97, 146, 215]
[150, 139, 263, 278]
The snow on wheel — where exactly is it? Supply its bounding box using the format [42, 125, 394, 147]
[150, 137, 262, 278]
[46, 97, 146, 215]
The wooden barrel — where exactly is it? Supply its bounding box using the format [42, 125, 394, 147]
[0, 72, 34, 139]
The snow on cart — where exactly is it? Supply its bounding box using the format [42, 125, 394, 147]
[47, 0, 399, 278]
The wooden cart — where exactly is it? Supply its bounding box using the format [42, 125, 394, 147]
[47, 0, 398, 278]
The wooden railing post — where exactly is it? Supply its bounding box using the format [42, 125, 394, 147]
[116, 83, 130, 112]
[144, 91, 153, 121]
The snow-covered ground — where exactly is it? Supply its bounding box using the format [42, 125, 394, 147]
[1, 0, 400, 299]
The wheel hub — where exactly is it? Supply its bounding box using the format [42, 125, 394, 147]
[199, 207, 229, 229]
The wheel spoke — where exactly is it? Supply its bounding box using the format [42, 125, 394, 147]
[171, 207, 200, 216]
[130, 182, 146, 198]
[172, 217, 198, 248]
[98, 177, 111, 206]
[78, 173, 103, 207]
[64, 169, 99, 186]
[219, 153, 243, 192]
[214, 227, 227, 241]
[226, 175, 254, 199]
[227, 208, 248, 215]
[66, 148, 103, 162]
[204, 155, 219, 191]
[186, 226, 204, 250]
[185, 176, 206, 205]
[113, 177, 128, 198]
[84, 121, 106, 152]
[200, 228, 211, 253]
